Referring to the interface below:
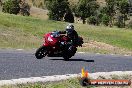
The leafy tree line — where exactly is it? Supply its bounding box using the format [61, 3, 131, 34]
[2, 0, 30, 16]
[44, 0, 74, 22]
[1, 0, 131, 28]
[45, 0, 132, 28]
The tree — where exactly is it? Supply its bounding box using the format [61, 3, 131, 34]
[64, 10, 74, 23]
[100, 0, 129, 27]
[74, 0, 99, 24]
[104, 0, 116, 27]
[2, 0, 20, 15]
[0, 0, 2, 6]
[128, 0, 132, 5]
[19, 0, 30, 16]
[116, 0, 129, 27]
[44, 0, 70, 21]
[87, 16, 100, 25]
[102, 14, 110, 26]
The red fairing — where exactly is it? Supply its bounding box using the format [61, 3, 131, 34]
[43, 33, 60, 47]
[60, 35, 69, 43]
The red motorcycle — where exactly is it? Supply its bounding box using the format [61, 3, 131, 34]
[35, 31, 83, 61]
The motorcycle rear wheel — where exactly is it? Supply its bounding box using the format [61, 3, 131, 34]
[35, 46, 47, 59]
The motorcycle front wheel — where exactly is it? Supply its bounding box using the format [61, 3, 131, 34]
[62, 50, 72, 61]
[63, 46, 77, 61]
[63, 56, 70, 61]
[35, 46, 47, 59]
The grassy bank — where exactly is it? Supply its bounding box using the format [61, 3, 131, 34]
[1, 74, 132, 88]
[0, 12, 132, 54]
[0, 12, 65, 49]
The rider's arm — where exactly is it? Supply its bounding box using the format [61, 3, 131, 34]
[58, 31, 66, 34]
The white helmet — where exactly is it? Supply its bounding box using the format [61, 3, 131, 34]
[66, 24, 74, 30]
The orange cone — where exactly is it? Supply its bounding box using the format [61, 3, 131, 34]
[85, 71, 88, 78]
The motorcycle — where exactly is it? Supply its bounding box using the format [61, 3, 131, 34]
[35, 31, 83, 61]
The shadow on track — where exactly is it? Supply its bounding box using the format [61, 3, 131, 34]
[50, 58, 94, 62]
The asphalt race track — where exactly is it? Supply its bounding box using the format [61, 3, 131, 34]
[0, 49, 132, 80]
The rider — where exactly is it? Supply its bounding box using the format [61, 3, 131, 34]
[59, 24, 79, 45]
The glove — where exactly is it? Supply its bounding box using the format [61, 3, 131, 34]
[61, 42, 65, 45]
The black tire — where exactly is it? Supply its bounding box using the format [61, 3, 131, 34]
[62, 51, 71, 61]
[72, 47, 77, 56]
[62, 46, 77, 61]
[63, 56, 70, 61]
[63, 51, 73, 61]
[35, 46, 47, 59]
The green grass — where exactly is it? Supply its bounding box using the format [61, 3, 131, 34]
[76, 25, 132, 54]
[1, 78, 95, 88]
[0, 12, 132, 52]
[0, 78, 95, 88]
[75, 24, 132, 50]
[1, 75, 132, 88]
[0, 12, 66, 49]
